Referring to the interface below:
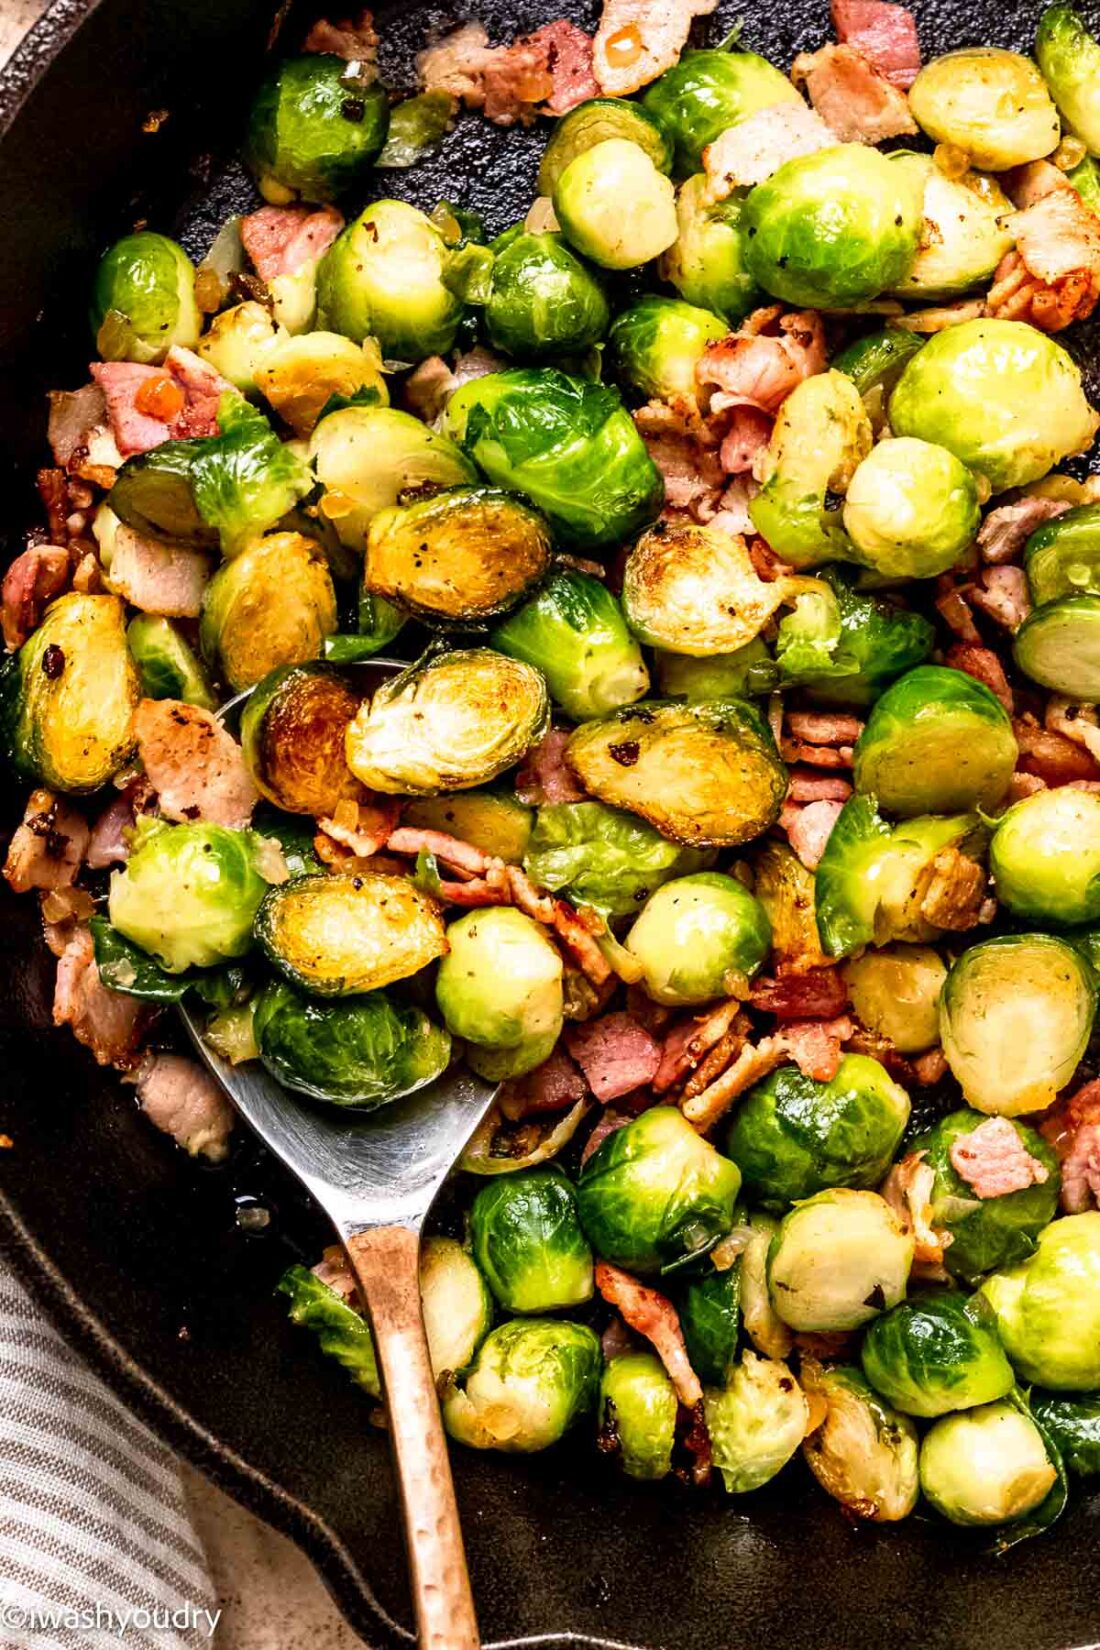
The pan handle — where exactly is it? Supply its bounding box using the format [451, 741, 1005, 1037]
[344, 1224, 480, 1650]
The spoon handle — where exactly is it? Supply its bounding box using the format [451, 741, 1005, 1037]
[344, 1225, 481, 1650]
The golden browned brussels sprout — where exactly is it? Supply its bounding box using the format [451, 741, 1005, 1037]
[255, 332, 388, 435]
[908, 48, 1060, 170]
[239, 663, 363, 815]
[255, 871, 447, 995]
[199, 532, 338, 692]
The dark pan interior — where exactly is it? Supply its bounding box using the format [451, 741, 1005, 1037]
[2, 2, 1100, 1646]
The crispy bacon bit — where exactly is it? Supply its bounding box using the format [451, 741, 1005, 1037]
[698, 309, 827, 416]
[303, 9, 378, 66]
[977, 497, 1070, 565]
[1014, 712, 1100, 788]
[532, 19, 599, 113]
[912, 1047, 948, 1086]
[680, 1028, 746, 1100]
[317, 797, 400, 858]
[385, 826, 488, 876]
[701, 100, 835, 199]
[312, 1245, 359, 1303]
[1041, 1080, 1100, 1213]
[751, 969, 850, 1021]
[966, 566, 1032, 632]
[949, 1116, 1050, 1199]
[781, 739, 854, 769]
[1, 543, 70, 651]
[419, 19, 593, 126]
[719, 404, 773, 475]
[86, 780, 155, 870]
[681, 1034, 791, 1130]
[240, 203, 345, 283]
[787, 710, 863, 745]
[988, 189, 1100, 334]
[565, 1012, 660, 1101]
[781, 798, 845, 871]
[592, 0, 718, 97]
[916, 847, 986, 932]
[786, 770, 852, 804]
[894, 297, 987, 334]
[514, 727, 586, 804]
[1045, 698, 1100, 768]
[654, 999, 745, 1094]
[791, 43, 917, 145]
[634, 397, 725, 520]
[47, 383, 122, 486]
[498, 1046, 588, 1120]
[881, 1150, 951, 1270]
[944, 643, 1013, 714]
[4, 789, 89, 894]
[594, 1261, 702, 1407]
[831, 0, 920, 86]
[134, 699, 257, 828]
[935, 576, 982, 643]
[131, 1051, 235, 1161]
[53, 926, 151, 1069]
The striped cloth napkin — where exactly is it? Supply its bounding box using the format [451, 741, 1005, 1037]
[0, 1261, 220, 1649]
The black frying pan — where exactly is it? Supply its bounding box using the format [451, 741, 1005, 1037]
[2, 2, 1100, 1645]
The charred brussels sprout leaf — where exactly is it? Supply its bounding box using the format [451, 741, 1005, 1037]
[642, 50, 800, 176]
[919, 1398, 1062, 1532]
[309, 404, 475, 551]
[677, 1263, 740, 1388]
[843, 437, 980, 579]
[749, 372, 873, 569]
[127, 615, 215, 710]
[1024, 502, 1100, 605]
[200, 532, 337, 693]
[522, 800, 712, 920]
[317, 200, 465, 361]
[861, 1292, 1015, 1419]
[1014, 593, 1100, 701]
[767, 1188, 913, 1333]
[990, 786, 1100, 925]
[608, 296, 725, 402]
[600, 1351, 678, 1481]
[1031, 1392, 1100, 1477]
[980, 1213, 1100, 1389]
[256, 872, 447, 996]
[492, 571, 649, 722]
[245, 54, 389, 202]
[469, 1166, 593, 1313]
[91, 231, 200, 363]
[625, 872, 771, 1005]
[538, 99, 671, 195]
[554, 139, 678, 270]
[240, 663, 362, 816]
[659, 175, 762, 326]
[442, 1318, 601, 1452]
[909, 48, 1060, 170]
[703, 1350, 808, 1493]
[774, 566, 934, 706]
[484, 230, 610, 359]
[853, 664, 1017, 816]
[889, 154, 1015, 300]
[800, 1361, 919, 1522]
[436, 907, 563, 1078]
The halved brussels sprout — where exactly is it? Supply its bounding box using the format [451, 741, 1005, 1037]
[641, 49, 801, 176]
[599, 1351, 678, 1481]
[749, 372, 873, 569]
[800, 1361, 919, 1522]
[919, 1400, 1059, 1527]
[677, 1263, 740, 1388]
[444, 367, 663, 551]
[200, 532, 337, 693]
[888, 319, 1099, 494]
[842, 945, 947, 1055]
[742, 146, 923, 310]
[310, 404, 475, 551]
[565, 699, 787, 849]
[1014, 593, 1100, 701]
[751, 839, 827, 976]
[538, 98, 672, 195]
[255, 332, 387, 435]
[126, 614, 216, 711]
[909, 48, 1061, 169]
[775, 566, 935, 707]
[255, 872, 446, 996]
[889, 154, 1016, 300]
[554, 139, 678, 270]
[1, 593, 139, 794]
[240, 662, 361, 815]
[317, 200, 464, 361]
[365, 486, 551, 629]
[1024, 502, 1100, 604]
[576, 1106, 741, 1274]
[990, 786, 1100, 925]
[442, 1318, 601, 1452]
[436, 907, 563, 1075]
[852, 664, 1017, 816]
[739, 1212, 793, 1360]
[1031, 1392, 1100, 1477]
[522, 799, 712, 921]
[656, 639, 777, 701]
[345, 649, 549, 796]
[108, 820, 273, 971]
[980, 1213, 1100, 1389]
[843, 437, 980, 579]
[608, 296, 725, 403]
[253, 978, 451, 1107]
[940, 934, 1096, 1116]
[703, 1350, 808, 1494]
[404, 791, 533, 865]
[625, 871, 771, 1005]
[245, 54, 388, 202]
[91, 231, 200, 364]
[460, 1094, 592, 1175]
[727, 1053, 910, 1209]
[197, 301, 282, 393]
[767, 1188, 913, 1332]
[108, 438, 217, 549]
[861, 1292, 1015, 1419]
[491, 571, 650, 722]
[659, 174, 762, 326]
[484, 230, 610, 360]
[469, 1166, 593, 1313]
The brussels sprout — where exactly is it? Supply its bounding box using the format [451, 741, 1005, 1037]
[774, 566, 934, 707]
[749, 372, 873, 569]
[252, 805, 324, 880]
[469, 1167, 593, 1313]
[404, 792, 533, 865]
[91, 231, 200, 364]
[1, 593, 139, 793]
[522, 799, 712, 921]
[861, 1292, 1015, 1420]
[245, 54, 389, 202]
[843, 438, 980, 579]
[255, 332, 388, 435]
[655, 639, 777, 701]
[483, 230, 610, 360]
[345, 649, 549, 796]
[842, 945, 947, 1055]
[1024, 502, 1100, 605]
[324, 591, 406, 663]
[443, 367, 663, 551]
[375, 91, 456, 170]
[365, 486, 551, 630]
[677, 1263, 741, 1388]
[108, 439, 218, 550]
[317, 200, 464, 361]
[436, 907, 563, 1074]
[814, 795, 987, 958]
[443, 1317, 601, 1451]
[727, 1054, 910, 1210]
[919, 1400, 1059, 1527]
[888, 319, 1099, 494]
[833, 326, 924, 423]
[108, 820, 273, 972]
[1031, 1392, 1100, 1476]
[197, 301, 282, 393]
[253, 978, 451, 1107]
[554, 139, 678, 270]
[565, 699, 787, 849]
[1039, 5, 1100, 153]
[940, 935, 1096, 1117]
[199, 532, 337, 693]
[659, 174, 762, 325]
[852, 664, 1017, 816]
[126, 615, 215, 711]
[767, 1188, 913, 1332]
[465, 1027, 561, 1085]
[256, 872, 447, 997]
[537, 98, 672, 195]
[1067, 151, 1100, 211]
[90, 917, 199, 1003]
[625, 872, 771, 1006]
[641, 50, 801, 176]
[990, 786, 1100, 926]
[310, 404, 475, 551]
[739, 1212, 793, 1360]
[742, 146, 923, 310]
[608, 296, 725, 403]
[800, 1361, 919, 1522]
[240, 662, 361, 816]
[703, 1350, 808, 1494]
[752, 839, 827, 978]
[909, 48, 1060, 170]
[599, 1352, 678, 1481]
[981, 1213, 1100, 1389]
[491, 571, 650, 723]
[889, 154, 1016, 300]
[1014, 593, 1100, 701]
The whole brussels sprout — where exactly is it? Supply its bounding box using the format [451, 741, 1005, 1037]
[436, 907, 563, 1077]
[522, 799, 712, 921]
[981, 1213, 1100, 1389]
[742, 146, 923, 310]
[599, 1352, 678, 1481]
[909, 48, 1060, 170]
[641, 49, 801, 176]
[554, 139, 678, 270]
[317, 200, 464, 361]
[842, 945, 947, 1055]
[727, 1054, 910, 1209]
[491, 571, 650, 723]
[484, 230, 610, 359]
[919, 1399, 1059, 1527]
[576, 1106, 741, 1274]
[625, 872, 771, 1005]
[767, 1188, 913, 1332]
[889, 154, 1016, 300]
[310, 404, 475, 551]
[703, 1350, 808, 1494]
[861, 1292, 1015, 1419]
[200, 532, 337, 693]
[940, 935, 1096, 1117]
[108, 820, 273, 972]
[197, 301, 282, 394]
[255, 871, 447, 997]
[1024, 502, 1100, 605]
[537, 98, 671, 195]
[127, 614, 215, 711]
[442, 1317, 601, 1452]
[800, 1361, 919, 1522]
[852, 664, 1017, 816]
[1031, 1391, 1100, 1477]
[1014, 593, 1100, 703]
[749, 372, 872, 569]
[774, 565, 934, 708]
[889, 320, 1099, 494]
[659, 174, 761, 325]
[91, 231, 200, 363]
[608, 296, 725, 403]
[656, 638, 777, 702]
[469, 1167, 593, 1314]
[245, 54, 388, 202]
[677, 1263, 740, 1388]
[990, 786, 1100, 926]
[843, 437, 980, 579]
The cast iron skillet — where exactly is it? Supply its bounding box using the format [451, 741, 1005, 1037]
[2, 2, 1100, 1645]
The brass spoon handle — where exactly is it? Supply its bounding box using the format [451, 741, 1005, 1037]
[345, 1226, 480, 1650]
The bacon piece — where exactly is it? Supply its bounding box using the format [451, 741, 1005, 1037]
[977, 497, 1070, 565]
[701, 100, 835, 199]
[831, 0, 920, 85]
[698, 310, 827, 415]
[418, 24, 496, 105]
[1, 543, 70, 650]
[949, 1116, 1050, 1200]
[792, 43, 917, 144]
[581, 1109, 632, 1165]
[912, 1047, 948, 1087]
[46, 382, 122, 484]
[303, 9, 378, 66]
[917, 847, 986, 933]
[318, 797, 401, 858]
[782, 798, 844, 871]
[782, 1015, 854, 1082]
[53, 927, 151, 1069]
[780, 739, 854, 768]
[404, 346, 503, 424]
[935, 577, 981, 643]
[712, 478, 759, 537]
[385, 827, 489, 876]
[1007, 770, 1048, 802]
[786, 710, 863, 745]
[565, 1012, 660, 1101]
[515, 728, 587, 804]
[418, 21, 591, 126]
[312, 1245, 359, 1303]
[881, 1150, 950, 1270]
[751, 969, 850, 1021]
[988, 189, 1100, 332]
[592, 0, 718, 98]
[719, 404, 772, 474]
[134, 699, 257, 828]
[633, 398, 724, 520]
[132, 1052, 235, 1161]
[4, 789, 89, 894]
[1014, 716, 1099, 786]
[944, 643, 1013, 714]
[1041, 1080, 1100, 1213]
[1047, 698, 1100, 767]
[532, 19, 598, 113]
[86, 781, 155, 870]
[786, 770, 852, 804]
[550, 898, 614, 986]
[90, 349, 232, 458]
[434, 872, 510, 907]
[594, 1261, 702, 1407]
[105, 523, 211, 617]
[682, 1034, 791, 1130]
[654, 999, 744, 1094]
[240, 204, 345, 282]
[498, 1045, 588, 1120]
[966, 566, 1031, 632]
